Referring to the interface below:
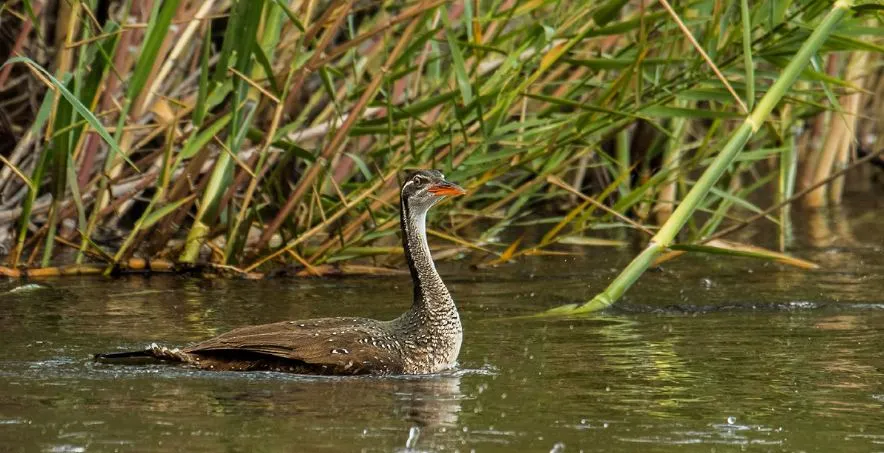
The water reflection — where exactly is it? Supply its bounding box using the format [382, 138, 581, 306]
[171, 372, 464, 428]
[398, 375, 463, 427]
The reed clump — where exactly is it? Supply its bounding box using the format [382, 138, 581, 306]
[0, 1, 881, 306]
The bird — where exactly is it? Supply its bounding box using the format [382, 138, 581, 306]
[95, 170, 466, 375]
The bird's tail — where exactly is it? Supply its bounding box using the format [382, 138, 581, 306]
[94, 343, 193, 364]
[94, 349, 154, 360]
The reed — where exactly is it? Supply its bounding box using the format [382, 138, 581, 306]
[547, 0, 859, 315]
[0, 0, 880, 299]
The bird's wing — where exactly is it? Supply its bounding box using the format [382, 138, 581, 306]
[183, 317, 405, 374]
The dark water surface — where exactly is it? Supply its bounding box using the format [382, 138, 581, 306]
[1, 203, 883, 452]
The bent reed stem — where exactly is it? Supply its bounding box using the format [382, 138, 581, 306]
[548, 0, 854, 316]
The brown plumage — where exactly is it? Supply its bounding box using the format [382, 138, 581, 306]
[96, 170, 466, 375]
[149, 319, 407, 374]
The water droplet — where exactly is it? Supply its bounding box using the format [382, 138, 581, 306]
[549, 442, 565, 453]
[727, 416, 736, 425]
[8, 284, 46, 293]
[405, 426, 420, 449]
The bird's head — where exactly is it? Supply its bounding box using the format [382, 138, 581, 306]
[400, 170, 466, 213]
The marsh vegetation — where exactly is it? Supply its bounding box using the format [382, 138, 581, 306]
[0, 0, 881, 310]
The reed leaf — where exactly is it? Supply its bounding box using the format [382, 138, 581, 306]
[3, 57, 134, 169]
[546, 0, 854, 316]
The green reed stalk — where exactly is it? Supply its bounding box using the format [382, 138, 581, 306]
[546, 0, 854, 316]
[740, 0, 755, 110]
[616, 128, 631, 196]
[180, 0, 265, 263]
[11, 91, 54, 265]
[223, 0, 285, 264]
[778, 112, 798, 251]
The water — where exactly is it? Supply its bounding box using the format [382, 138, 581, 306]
[1, 202, 883, 452]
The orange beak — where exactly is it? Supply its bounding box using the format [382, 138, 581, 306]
[428, 181, 466, 197]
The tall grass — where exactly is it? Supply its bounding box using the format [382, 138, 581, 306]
[0, 1, 881, 307]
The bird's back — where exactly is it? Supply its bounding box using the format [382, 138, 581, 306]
[181, 317, 409, 374]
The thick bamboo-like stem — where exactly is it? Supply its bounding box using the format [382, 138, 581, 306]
[803, 53, 867, 207]
[546, 1, 853, 316]
[778, 106, 797, 252]
[797, 106, 827, 190]
[828, 51, 868, 203]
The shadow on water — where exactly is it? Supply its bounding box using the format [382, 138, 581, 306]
[1, 197, 884, 451]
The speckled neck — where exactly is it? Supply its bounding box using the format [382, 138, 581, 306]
[395, 192, 463, 373]
[400, 198, 452, 311]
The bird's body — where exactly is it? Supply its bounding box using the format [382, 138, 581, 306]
[96, 170, 465, 375]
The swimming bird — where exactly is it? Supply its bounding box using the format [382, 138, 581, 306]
[95, 170, 466, 375]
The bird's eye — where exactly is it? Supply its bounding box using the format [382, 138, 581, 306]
[413, 175, 426, 185]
